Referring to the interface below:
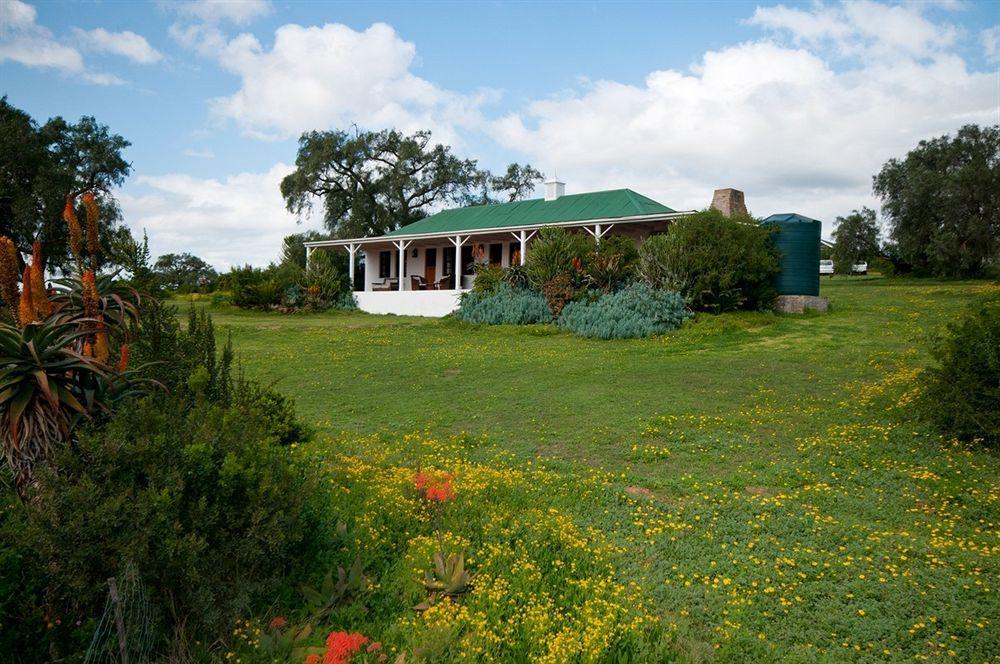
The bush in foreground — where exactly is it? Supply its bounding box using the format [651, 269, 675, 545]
[558, 283, 691, 339]
[639, 210, 779, 312]
[455, 283, 551, 325]
[919, 294, 999, 447]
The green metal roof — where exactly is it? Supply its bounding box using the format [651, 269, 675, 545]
[384, 189, 675, 237]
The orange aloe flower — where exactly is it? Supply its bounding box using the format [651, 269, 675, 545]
[18, 265, 34, 326]
[116, 344, 130, 372]
[82, 191, 100, 256]
[94, 321, 110, 363]
[82, 270, 99, 318]
[0, 237, 19, 320]
[30, 241, 51, 318]
[63, 195, 83, 259]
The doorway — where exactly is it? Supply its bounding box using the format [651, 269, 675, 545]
[424, 247, 437, 285]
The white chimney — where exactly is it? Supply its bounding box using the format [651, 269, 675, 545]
[544, 177, 565, 201]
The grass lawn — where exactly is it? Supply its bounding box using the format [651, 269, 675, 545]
[173, 276, 998, 662]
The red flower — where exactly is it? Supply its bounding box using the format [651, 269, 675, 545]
[425, 479, 455, 503]
[571, 256, 582, 271]
[413, 470, 455, 503]
[269, 615, 287, 629]
[305, 655, 321, 664]
[323, 631, 369, 664]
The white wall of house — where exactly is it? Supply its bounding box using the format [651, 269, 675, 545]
[355, 290, 461, 316]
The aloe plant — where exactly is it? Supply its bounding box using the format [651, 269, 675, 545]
[423, 550, 471, 596]
[50, 270, 142, 335]
[0, 319, 106, 496]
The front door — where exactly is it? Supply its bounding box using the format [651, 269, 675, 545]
[424, 247, 437, 285]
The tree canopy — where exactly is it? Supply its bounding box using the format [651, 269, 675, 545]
[280, 128, 543, 238]
[280, 230, 331, 269]
[153, 252, 218, 292]
[832, 207, 880, 273]
[873, 124, 998, 277]
[0, 96, 132, 270]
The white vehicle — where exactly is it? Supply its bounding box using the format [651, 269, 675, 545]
[851, 262, 868, 275]
[819, 260, 834, 276]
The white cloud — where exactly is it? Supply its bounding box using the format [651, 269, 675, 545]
[174, 20, 489, 142]
[983, 25, 1000, 62]
[120, 163, 325, 269]
[0, 0, 37, 29]
[75, 27, 163, 64]
[750, 0, 960, 60]
[493, 9, 997, 231]
[170, 0, 272, 25]
[0, 0, 125, 84]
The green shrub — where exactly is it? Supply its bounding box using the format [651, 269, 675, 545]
[304, 250, 350, 308]
[639, 210, 780, 312]
[524, 227, 591, 290]
[502, 263, 530, 289]
[471, 263, 505, 294]
[586, 235, 638, 292]
[919, 294, 999, 447]
[455, 284, 551, 325]
[7, 394, 319, 659]
[558, 283, 691, 339]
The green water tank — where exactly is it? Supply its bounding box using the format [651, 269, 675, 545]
[762, 213, 821, 297]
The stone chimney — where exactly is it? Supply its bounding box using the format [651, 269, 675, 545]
[544, 177, 565, 201]
[710, 188, 748, 217]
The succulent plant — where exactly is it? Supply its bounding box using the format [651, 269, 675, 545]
[423, 550, 471, 596]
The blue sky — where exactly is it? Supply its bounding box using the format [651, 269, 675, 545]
[2, 0, 998, 267]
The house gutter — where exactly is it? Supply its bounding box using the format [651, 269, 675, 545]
[303, 210, 696, 248]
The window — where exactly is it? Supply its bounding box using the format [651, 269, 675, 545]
[509, 242, 520, 265]
[461, 246, 474, 276]
[378, 251, 391, 278]
[489, 243, 503, 266]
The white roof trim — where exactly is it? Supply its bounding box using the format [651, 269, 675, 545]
[304, 210, 695, 248]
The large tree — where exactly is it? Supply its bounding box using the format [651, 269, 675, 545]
[280, 128, 543, 238]
[873, 124, 999, 277]
[280, 230, 330, 269]
[153, 252, 218, 291]
[0, 97, 132, 270]
[832, 207, 880, 274]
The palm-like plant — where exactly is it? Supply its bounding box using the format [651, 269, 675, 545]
[50, 271, 142, 334]
[0, 319, 107, 497]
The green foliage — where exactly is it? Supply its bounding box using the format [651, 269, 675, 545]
[281, 128, 540, 238]
[918, 294, 999, 447]
[455, 284, 551, 325]
[524, 227, 591, 290]
[502, 263, 529, 289]
[422, 551, 471, 597]
[0, 97, 132, 270]
[303, 249, 350, 308]
[10, 394, 317, 658]
[585, 235, 638, 292]
[832, 207, 880, 274]
[0, 320, 110, 495]
[281, 231, 331, 269]
[153, 252, 218, 292]
[299, 556, 370, 621]
[639, 210, 780, 312]
[558, 283, 691, 339]
[471, 263, 505, 294]
[874, 124, 999, 277]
